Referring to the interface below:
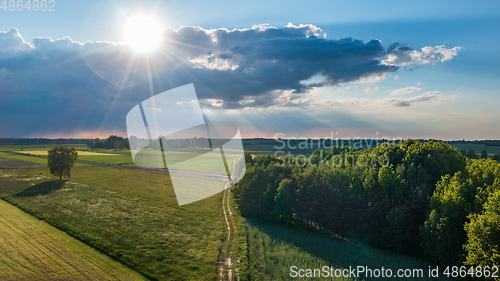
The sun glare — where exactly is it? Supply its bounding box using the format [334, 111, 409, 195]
[123, 15, 162, 53]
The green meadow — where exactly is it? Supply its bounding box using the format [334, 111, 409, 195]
[239, 217, 452, 281]
[448, 143, 500, 156]
[0, 166, 226, 281]
[0, 151, 86, 167]
[5, 145, 242, 175]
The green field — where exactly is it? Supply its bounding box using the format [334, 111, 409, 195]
[0, 152, 49, 165]
[19, 150, 118, 156]
[0, 166, 226, 280]
[240, 218, 451, 280]
[0, 144, 89, 152]
[0, 199, 146, 281]
[2, 145, 242, 174]
[448, 143, 500, 156]
[0, 152, 87, 167]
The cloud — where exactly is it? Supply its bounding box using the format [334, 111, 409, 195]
[383, 91, 448, 107]
[364, 86, 379, 92]
[0, 28, 33, 58]
[0, 24, 460, 137]
[389, 86, 422, 96]
[383, 44, 461, 66]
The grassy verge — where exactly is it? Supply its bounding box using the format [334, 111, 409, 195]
[230, 190, 249, 281]
[240, 218, 452, 280]
[0, 167, 225, 280]
[0, 199, 146, 280]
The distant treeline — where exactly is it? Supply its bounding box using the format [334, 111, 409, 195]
[448, 140, 500, 146]
[460, 148, 500, 160]
[234, 140, 500, 275]
[0, 138, 88, 145]
[86, 135, 129, 150]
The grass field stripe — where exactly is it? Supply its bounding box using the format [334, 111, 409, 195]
[0, 197, 147, 280]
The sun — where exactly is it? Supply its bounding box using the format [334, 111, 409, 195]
[123, 15, 162, 53]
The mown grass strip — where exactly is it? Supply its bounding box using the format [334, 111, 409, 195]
[0, 199, 147, 281]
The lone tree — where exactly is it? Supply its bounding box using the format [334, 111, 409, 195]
[47, 145, 78, 180]
[481, 149, 488, 159]
[466, 149, 477, 159]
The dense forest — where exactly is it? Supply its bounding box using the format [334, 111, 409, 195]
[233, 140, 500, 278]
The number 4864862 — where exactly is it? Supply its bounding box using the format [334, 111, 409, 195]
[1, 0, 55, 11]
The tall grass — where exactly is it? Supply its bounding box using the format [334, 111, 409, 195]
[241, 218, 453, 280]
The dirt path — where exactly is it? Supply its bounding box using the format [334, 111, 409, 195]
[219, 182, 238, 281]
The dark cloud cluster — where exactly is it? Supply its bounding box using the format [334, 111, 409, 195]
[158, 24, 397, 107]
[0, 24, 459, 137]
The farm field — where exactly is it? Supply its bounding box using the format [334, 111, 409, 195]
[0, 199, 146, 281]
[240, 217, 452, 281]
[0, 157, 46, 169]
[0, 166, 226, 280]
[0, 152, 87, 167]
[18, 150, 118, 156]
[4, 145, 243, 175]
[447, 143, 500, 156]
[0, 144, 89, 152]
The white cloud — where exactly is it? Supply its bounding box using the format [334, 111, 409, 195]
[364, 87, 379, 92]
[389, 86, 422, 96]
[383, 91, 451, 107]
[383, 45, 461, 66]
[284, 22, 327, 38]
[0, 28, 33, 58]
[353, 72, 388, 84]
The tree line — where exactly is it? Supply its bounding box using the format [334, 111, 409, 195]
[233, 140, 500, 278]
[461, 148, 500, 161]
[86, 135, 129, 150]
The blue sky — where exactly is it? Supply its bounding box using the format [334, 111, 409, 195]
[1, 0, 499, 139]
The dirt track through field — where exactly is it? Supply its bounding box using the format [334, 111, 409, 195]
[219, 182, 238, 281]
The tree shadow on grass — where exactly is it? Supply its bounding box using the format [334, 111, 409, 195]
[15, 180, 68, 197]
[244, 218, 446, 281]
